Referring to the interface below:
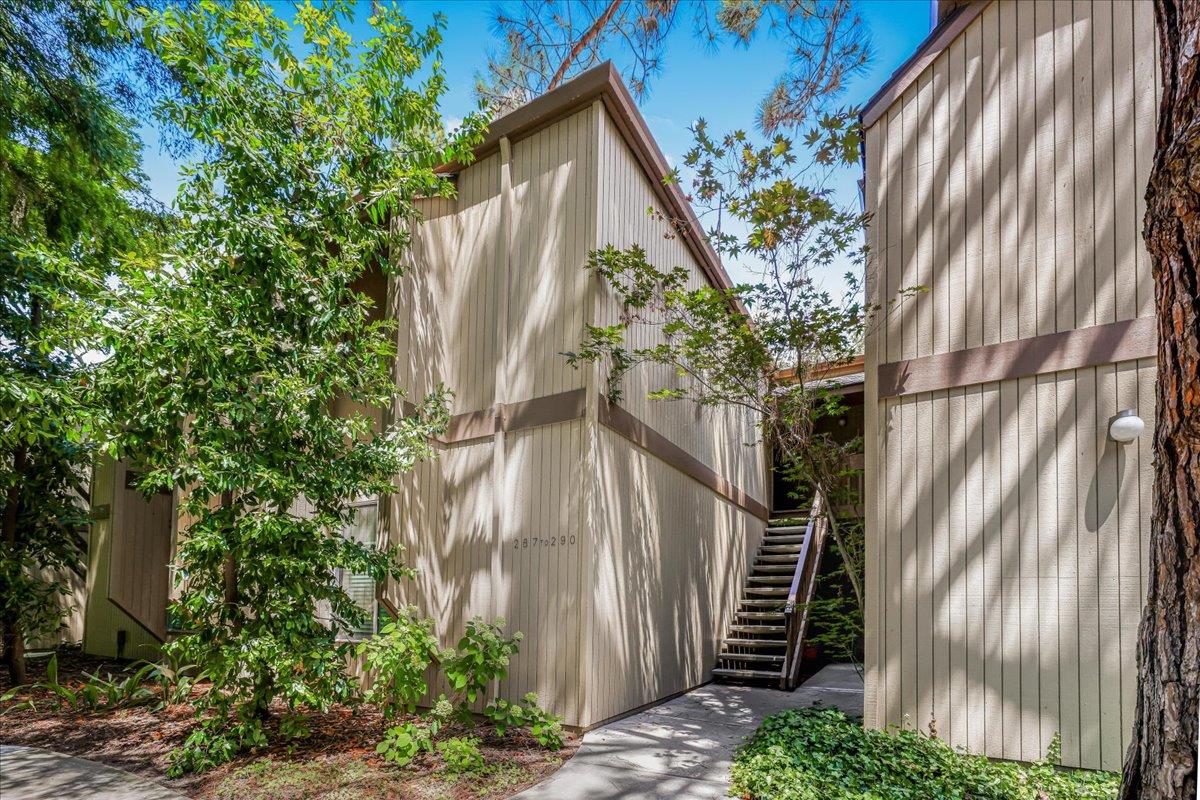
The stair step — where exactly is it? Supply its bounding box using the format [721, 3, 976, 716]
[765, 524, 807, 534]
[763, 534, 805, 545]
[722, 638, 786, 648]
[718, 652, 786, 663]
[739, 599, 786, 608]
[729, 624, 785, 634]
[746, 586, 789, 596]
[757, 554, 801, 564]
[736, 610, 785, 620]
[713, 667, 781, 681]
[761, 544, 803, 554]
[753, 563, 797, 573]
[749, 575, 793, 585]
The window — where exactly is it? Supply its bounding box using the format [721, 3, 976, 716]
[335, 498, 380, 640]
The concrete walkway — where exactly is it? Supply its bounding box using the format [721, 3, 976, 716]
[0, 745, 185, 800]
[514, 663, 864, 800]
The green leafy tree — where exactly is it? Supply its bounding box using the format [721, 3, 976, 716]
[99, 0, 484, 771]
[567, 113, 920, 620]
[0, 0, 161, 685]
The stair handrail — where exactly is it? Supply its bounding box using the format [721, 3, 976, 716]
[780, 488, 825, 690]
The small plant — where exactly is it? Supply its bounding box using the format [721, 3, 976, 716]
[367, 615, 532, 771]
[376, 720, 436, 767]
[357, 606, 442, 720]
[442, 618, 522, 709]
[484, 692, 564, 749]
[171, 717, 268, 776]
[1, 655, 157, 714]
[436, 735, 485, 775]
[141, 653, 203, 707]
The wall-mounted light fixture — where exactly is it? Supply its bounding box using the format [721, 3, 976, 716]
[1109, 409, 1145, 443]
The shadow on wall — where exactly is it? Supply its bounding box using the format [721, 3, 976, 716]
[874, 2, 1146, 367]
[870, 0, 1154, 772]
[588, 426, 753, 726]
[877, 358, 1153, 770]
[380, 135, 594, 721]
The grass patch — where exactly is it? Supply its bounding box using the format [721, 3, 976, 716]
[446, 758, 540, 797]
[206, 752, 551, 800]
[210, 756, 375, 799]
[730, 708, 1120, 800]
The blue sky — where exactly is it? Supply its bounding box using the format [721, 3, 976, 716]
[138, 0, 933, 290]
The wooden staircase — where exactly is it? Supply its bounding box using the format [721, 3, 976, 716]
[713, 491, 828, 690]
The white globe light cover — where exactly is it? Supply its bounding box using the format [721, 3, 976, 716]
[1109, 411, 1144, 443]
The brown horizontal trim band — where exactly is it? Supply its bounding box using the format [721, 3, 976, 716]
[403, 389, 766, 518]
[877, 317, 1157, 398]
[443, 407, 496, 443]
[501, 387, 588, 432]
[439, 388, 588, 444]
[401, 389, 588, 445]
[436, 62, 745, 315]
[597, 397, 769, 521]
[861, 0, 991, 130]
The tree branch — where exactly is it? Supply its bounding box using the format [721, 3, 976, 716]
[546, 0, 622, 91]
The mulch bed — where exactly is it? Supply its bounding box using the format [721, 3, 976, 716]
[0, 645, 127, 692]
[0, 648, 578, 799]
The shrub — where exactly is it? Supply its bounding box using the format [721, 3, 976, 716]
[484, 692, 564, 749]
[730, 708, 1120, 800]
[442, 618, 521, 709]
[173, 721, 267, 776]
[367, 618, 565, 767]
[376, 721, 435, 767]
[436, 736, 485, 775]
[357, 607, 442, 720]
[376, 695, 452, 767]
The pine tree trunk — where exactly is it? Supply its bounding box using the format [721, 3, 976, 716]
[1119, 1, 1200, 797]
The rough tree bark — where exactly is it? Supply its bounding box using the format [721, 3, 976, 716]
[1119, 1, 1200, 797]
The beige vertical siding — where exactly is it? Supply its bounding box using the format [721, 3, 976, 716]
[584, 104, 767, 725]
[107, 462, 174, 642]
[394, 160, 502, 414]
[591, 108, 766, 499]
[863, 0, 1156, 771]
[387, 423, 587, 724]
[83, 458, 164, 660]
[386, 106, 596, 725]
[389, 99, 766, 729]
[584, 426, 763, 724]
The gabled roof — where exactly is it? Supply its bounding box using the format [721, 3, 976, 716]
[439, 62, 738, 299]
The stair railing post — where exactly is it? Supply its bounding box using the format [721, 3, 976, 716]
[781, 488, 822, 690]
